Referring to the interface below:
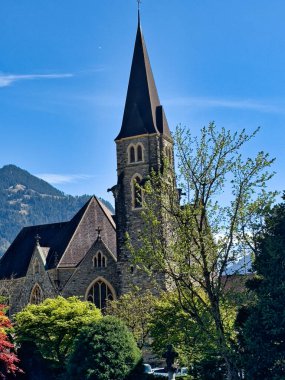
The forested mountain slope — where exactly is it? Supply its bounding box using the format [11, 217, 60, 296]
[0, 165, 114, 255]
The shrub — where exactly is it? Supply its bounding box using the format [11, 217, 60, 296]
[67, 316, 142, 380]
[15, 296, 102, 370]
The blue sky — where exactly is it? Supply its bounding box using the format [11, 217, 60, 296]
[0, 0, 285, 204]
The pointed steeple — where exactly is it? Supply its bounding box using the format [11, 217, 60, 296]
[116, 15, 171, 140]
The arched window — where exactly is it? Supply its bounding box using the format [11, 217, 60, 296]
[133, 176, 142, 208]
[168, 147, 172, 163]
[33, 258, 40, 275]
[137, 144, 143, 161]
[165, 146, 172, 164]
[128, 143, 144, 163]
[86, 279, 115, 310]
[93, 251, 107, 268]
[129, 146, 135, 163]
[97, 252, 102, 267]
[30, 284, 44, 305]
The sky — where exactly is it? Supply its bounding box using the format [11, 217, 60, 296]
[0, 0, 285, 205]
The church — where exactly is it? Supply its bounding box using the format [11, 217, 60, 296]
[0, 13, 175, 314]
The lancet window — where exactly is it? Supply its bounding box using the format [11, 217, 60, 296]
[132, 175, 143, 209]
[128, 143, 144, 163]
[93, 251, 107, 268]
[30, 284, 44, 305]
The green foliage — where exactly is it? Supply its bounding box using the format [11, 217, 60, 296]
[14, 296, 102, 367]
[149, 292, 236, 375]
[237, 200, 285, 379]
[106, 288, 158, 349]
[131, 124, 275, 380]
[67, 316, 142, 380]
[0, 164, 114, 255]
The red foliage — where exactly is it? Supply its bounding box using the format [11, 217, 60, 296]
[0, 305, 22, 379]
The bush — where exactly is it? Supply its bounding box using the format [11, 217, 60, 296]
[67, 316, 142, 380]
[15, 296, 102, 373]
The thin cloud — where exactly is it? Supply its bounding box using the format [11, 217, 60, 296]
[164, 96, 285, 114]
[36, 173, 92, 185]
[0, 73, 73, 88]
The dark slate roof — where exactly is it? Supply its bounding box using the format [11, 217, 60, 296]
[0, 197, 116, 279]
[115, 19, 171, 140]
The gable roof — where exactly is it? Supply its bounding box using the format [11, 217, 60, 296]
[0, 197, 116, 279]
[115, 19, 171, 140]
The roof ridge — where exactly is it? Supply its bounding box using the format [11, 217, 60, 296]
[95, 196, 116, 230]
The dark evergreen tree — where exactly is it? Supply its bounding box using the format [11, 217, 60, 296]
[237, 198, 285, 379]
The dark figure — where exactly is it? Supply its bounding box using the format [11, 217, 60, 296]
[163, 344, 178, 372]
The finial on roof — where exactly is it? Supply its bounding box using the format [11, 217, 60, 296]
[96, 227, 102, 241]
[137, 0, 141, 24]
[35, 234, 41, 245]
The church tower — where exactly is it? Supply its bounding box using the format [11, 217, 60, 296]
[113, 13, 174, 294]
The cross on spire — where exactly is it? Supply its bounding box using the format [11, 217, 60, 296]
[137, 0, 142, 24]
[35, 234, 41, 245]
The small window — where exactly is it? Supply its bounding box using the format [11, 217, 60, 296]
[93, 251, 107, 268]
[168, 148, 172, 163]
[133, 176, 142, 208]
[97, 252, 102, 267]
[30, 284, 44, 305]
[128, 143, 144, 163]
[137, 145, 143, 161]
[129, 146, 135, 163]
[33, 258, 40, 275]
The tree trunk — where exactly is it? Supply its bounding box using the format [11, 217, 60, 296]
[210, 302, 240, 380]
[223, 355, 240, 380]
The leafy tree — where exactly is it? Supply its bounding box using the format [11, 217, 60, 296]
[237, 199, 285, 379]
[14, 296, 101, 368]
[0, 304, 22, 379]
[149, 292, 236, 379]
[131, 124, 275, 380]
[67, 316, 142, 380]
[106, 288, 158, 349]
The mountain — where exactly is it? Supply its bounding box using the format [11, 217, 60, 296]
[0, 165, 114, 256]
[226, 254, 252, 275]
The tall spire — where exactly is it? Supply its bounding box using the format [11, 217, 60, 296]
[115, 10, 171, 141]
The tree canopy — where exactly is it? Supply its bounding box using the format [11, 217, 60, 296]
[131, 124, 275, 380]
[106, 288, 158, 349]
[14, 296, 102, 366]
[237, 199, 285, 379]
[67, 316, 142, 380]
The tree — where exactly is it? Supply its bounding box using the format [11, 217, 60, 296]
[131, 124, 275, 380]
[14, 296, 101, 369]
[0, 304, 22, 379]
[237, 199, 285, 379]
[67, 316, 142, 380]
[149, 291, 236, 379]
[106, 288, 158, 349]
